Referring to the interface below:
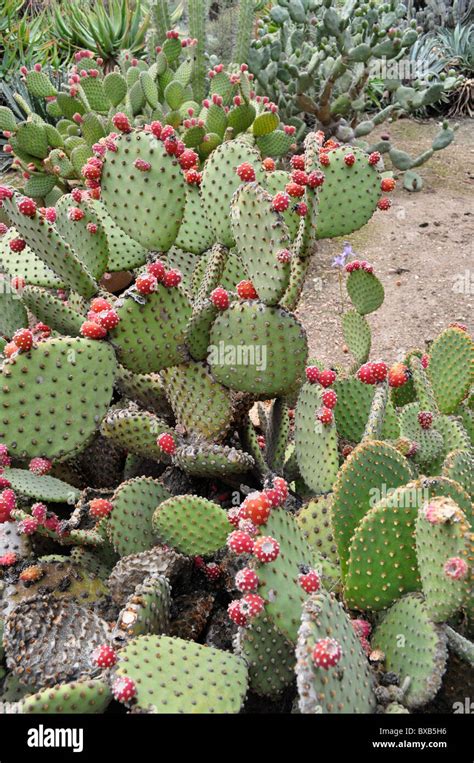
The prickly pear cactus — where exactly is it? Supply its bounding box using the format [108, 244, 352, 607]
[371, 594, 448, 709]
[296, 591, 376, 713]
[114, 634, 248, 712]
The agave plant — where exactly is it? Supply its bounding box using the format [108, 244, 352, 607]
[0, 0, 62, 81]
[409, 22, 473, 116]
[50, 0, 151, 68]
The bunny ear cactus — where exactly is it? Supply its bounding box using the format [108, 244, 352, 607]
[415, 496, 472, 622]
[2, 80, 471, 716]
[371, 594, 448, 709]
[296, 591, 376, 713]
[113, 634, 248, 713]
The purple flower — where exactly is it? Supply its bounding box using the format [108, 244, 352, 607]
[332, 241, 354, 268]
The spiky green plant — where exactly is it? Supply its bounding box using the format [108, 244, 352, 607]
[0, 80, 472, 716]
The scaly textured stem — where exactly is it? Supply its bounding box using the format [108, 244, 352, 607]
[233, 0, 256, 65]
[151, 0, 171, 45]
[445, 626, 474, 666]
[362, 382, 388, 441]
[188, 0, 207, 104]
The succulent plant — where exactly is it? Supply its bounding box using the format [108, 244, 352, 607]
[0, 93, 472, 716]
[0, 31, 298, 204]
[247, 0, 459, 190]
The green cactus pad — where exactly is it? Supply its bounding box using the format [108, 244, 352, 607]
[174, 185, 214, 255]
[2, 195, 97, 298]
[256, 130, 293, 158]
[25, 70, 57, 98]
[16, 122, 49, 159]
[164, 247, 199, 292]
[100, 130, 186, 251]
[115, 366, 170, 417]
[195, 243, 229, 303]
[409, 354, 438, 413]
[80, 112, 106, 147]
[71, 542, 118, 581]
[152, 495, 230, 556]
[346, 269, 384, 315]
[89, 200, 148, 271]
[262, 169, 300, 241]
[295, 382, 339, 494]
[173, 442, 254, 477]
[332, 441, 412, 577]
[442, 450, 473, 499]
[100, 406, 173, 460]
[0, 228, 63, 288]
[265, 398, 290, 474]
[428, 327, 474, 414]
[2, 468, 80, 503]
[342, 309, 371, 364]
[296, 591, 376, 713]
[344, 477, 472, 611]
[252, 508, 317, 644]
[398, 402, 444, 468]
[205, 102, 228, 137]
[208, 301, 307, 397]
[316, 146, 381, 239]
[55, 194, 108, 280]
[109, 284, 192, 373]
[185, 299, 218, 361]
[162, 361, 233, 441]
[114, 575, 170, 642]
[445, 626, 474, 666]
[372, 594, 447, 709]
[24, 173, 57, 199]
[19, 678, 112, 714]
[0, 279, 28, 338]
[103, 71, 127, 106]
[334, 377, 399, 442]
[296, 494, 340, 571]
[0, 106, 16, 132]
[201, 139, 264, 247]
[21, 285, 83, 336]
[115, 634, 247, 713]
[109, 477, 171, 557]
[235, 614, 295, 697]
[0, 337, 116, 460]
[231, 182, 291, 305]
[415, 497, 471, 622]
[434, 414, 470, 455]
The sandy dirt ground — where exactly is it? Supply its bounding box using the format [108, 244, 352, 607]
[296, 117, 474, 368]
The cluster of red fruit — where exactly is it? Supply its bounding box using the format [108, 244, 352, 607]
[3, 322, 50, 359]
[136, 260, 182, 296]
[3, 327, 34, 357]
[20, 500, 62, 537]
[0, 187, 26, 253]
[0, 451, 16, 523]
[91, 645, 138, 703]
[225, 479, 322, 626]
[357, 360, 411, 388]
[305, 366, 338, 425]
[345, 260, 374, 274]
[80, 296, 120, 340]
